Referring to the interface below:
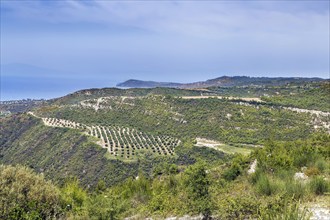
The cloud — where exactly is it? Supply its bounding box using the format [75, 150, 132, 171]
[2, 0, 328, 36]
[1, 0, 329, 79]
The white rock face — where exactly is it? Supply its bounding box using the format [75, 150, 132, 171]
[309, 206, 330, 220]
[294, 172, 308, 181]
[248, 159, 257, 174]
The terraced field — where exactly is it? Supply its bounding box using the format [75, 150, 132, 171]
[40, 116, 180, 159]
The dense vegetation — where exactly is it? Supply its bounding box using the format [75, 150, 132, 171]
[0, 99, 46, 114]
[1, 82, 329, 219]
[119, 76, 325, 89]
[1, 134, 328, 219]
[0, 114, 226, 188]
[262, 83, 330, 111]
[51, 87, 203, 105]
[37, 95, 316, 145]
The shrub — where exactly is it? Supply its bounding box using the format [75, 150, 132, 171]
[285, 180, 307, 200]
[255, 174, 278, 196]
[275, 169, 294, 181]
[309, 176, 329, 195]
[315, 159, 328, 173]
[249, 168, 262, 185]
[168, 164, 179, 174]
[96, 180, 107, 193]
[259, 202, 311, 220]
[183, 162, 212, 218]
[85, 193, 126, 220]
[61, 178, 88, 213]
[304, 167, 320, 177]
[217, 195, 260, 219]
[223, 162, 242, 181]
[0, 165, 63, 219]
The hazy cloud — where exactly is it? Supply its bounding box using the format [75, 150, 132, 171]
[1, 0, 329, 81]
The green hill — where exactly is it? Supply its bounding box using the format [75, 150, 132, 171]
[1, 82, 329, 219]
[0, 114, 226, 188]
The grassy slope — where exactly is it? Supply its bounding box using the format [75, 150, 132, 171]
[214, 144, 252, 155]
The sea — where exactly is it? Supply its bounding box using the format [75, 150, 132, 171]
[0, 75, 119, 101]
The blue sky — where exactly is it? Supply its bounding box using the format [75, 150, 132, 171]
[0, 0, 329, 99]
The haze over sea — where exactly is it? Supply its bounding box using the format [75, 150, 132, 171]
[1, 75, 118, 101]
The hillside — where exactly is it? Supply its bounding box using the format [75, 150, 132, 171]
[1, 81, 329, 219]
[2, 84, 329, 186]
[0, 114, 138, 187]
[261, 82, 330, 112]
[35, 94, 329, 144]
[117, 79, 182, 88]
[117, 76, 326, 89]
[50, 87, 205, 105]
[0, 99, 46, 113]
[0, 113, 225, 188]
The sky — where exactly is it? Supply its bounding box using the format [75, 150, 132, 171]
[0, 0, 329, 100]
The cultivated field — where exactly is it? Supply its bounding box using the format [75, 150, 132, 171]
[37, 115, 180, 159]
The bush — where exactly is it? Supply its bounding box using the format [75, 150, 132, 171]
[304, 167, 320, 177]
[249, 168, 262, 185]
[217, 195, 260, 219]
[309, 176, 329, 195]
[285, 180, 307, 200]
[255, 174, 278, 196]
[61, 178, 88, 213]
[223, 162, 242, 181]
[85, 193, 126, 220]
[259, 202, 311, 220]
[0, 165, 63, 219]
[183, 162, 212, 218]
[96, 180, 107, 193]
[315, 159, 328, 173]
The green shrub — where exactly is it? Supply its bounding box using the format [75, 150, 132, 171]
[315, 159, 328, 173]
[309, 176, 329, 195]
[183, 162, 212, 218]
[285, 180, 307, 200]
[255, 174, 278, 196]
[61, 178, 88, 213]
[223, 162, 242, 181]
[168, 164, 179, 174]
[249, 168, 262, 185]
[0, 165, 63, 219]
[275, 169, 294, 181]
[85, 193, 126, 220]
[259, 202, 311, 220]
[217, 195, 260, 219]
[96, 179, 107, 193]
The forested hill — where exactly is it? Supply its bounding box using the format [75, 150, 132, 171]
[117, 76, 326, 88]
[116, 79, 182, 88]
[49, 87, 204, 105]
[1, 80, 329, 219]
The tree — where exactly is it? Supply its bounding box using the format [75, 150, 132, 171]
[0, 165, 63, 219]
[183, 162, 211, 219]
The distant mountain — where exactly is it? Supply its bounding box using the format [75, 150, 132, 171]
[116, 79, 183, 88]
[180, 76, 326, 88]
[117, 76, 326, 89]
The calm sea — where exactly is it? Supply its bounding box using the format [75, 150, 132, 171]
[1, 75, 119, 101]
